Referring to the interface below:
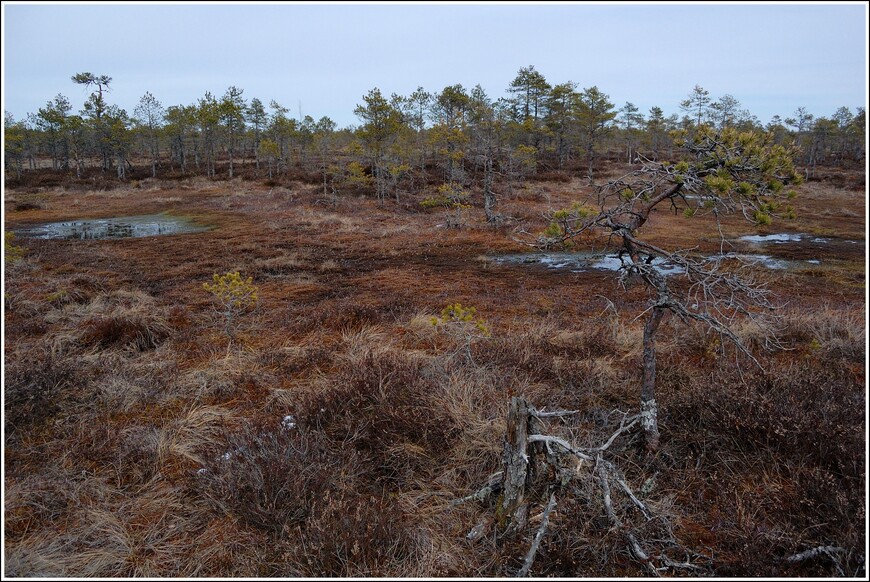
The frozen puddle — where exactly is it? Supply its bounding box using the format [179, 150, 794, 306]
[590, 254, 685, 275]
[739, 233, 803, 244]
[720, 254, 791, 270]
[13, 214, 211, 240]
[492, 251, 821, 275]
[492, 252, 685, 276]
[739, 233, 863, 246]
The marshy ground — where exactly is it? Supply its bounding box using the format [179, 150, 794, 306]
[3, 162, 865, 577]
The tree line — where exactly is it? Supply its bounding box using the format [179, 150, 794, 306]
[4, 67, 865, 192]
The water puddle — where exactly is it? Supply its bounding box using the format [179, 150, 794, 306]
[12, 214, 211, 240]
[738, 233, 804, 244]
[491, 252, 685, 276]
[738, 232, 863, 247]
[719, 253, 791, 270]
[491, 251, 820, 275]
[492, 231, 858, 276]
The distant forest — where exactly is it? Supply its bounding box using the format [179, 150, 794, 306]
[4, 66, 865, 192]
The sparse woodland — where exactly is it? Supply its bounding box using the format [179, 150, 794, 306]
[3, 68, 866, 577]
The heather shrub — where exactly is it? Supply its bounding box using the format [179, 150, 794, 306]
[4, 346, 76, 431]
[299, 350, 458, 487]
[301, 491, 412, 576]
[197, 427, 343, 537]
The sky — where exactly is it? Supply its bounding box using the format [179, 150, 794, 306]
[2, 1, 868, 129]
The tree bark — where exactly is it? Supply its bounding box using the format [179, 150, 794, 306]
[499, 396, 534, 535]
[228, 138, 235, 179]
[116, 153, 126, 180]
[586, 141, 594, 184]
[483, 151, 496, 222]
[641, 306, 665, 452]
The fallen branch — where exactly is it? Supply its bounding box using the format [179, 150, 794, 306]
[596, 457, 659, 578]
[613, 473, 652, 520]
[784, 545, 846, 563]
[528, 434, 593, 462]
[587, 414, 639, 453]
[517, 492, 557, 577]
[450, 472, 502, 507]
[451, 483, 496, 507]
[657, 553, 707, 572]
[784, 545, 846, 576]
[532, 408, 580, 418]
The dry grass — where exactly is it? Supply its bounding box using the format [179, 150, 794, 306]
[3, 162, 865, 577]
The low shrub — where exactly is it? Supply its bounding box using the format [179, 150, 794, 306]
[197, 427, 342, 537]
[298, 351, 459, 487]
[301, 491, 412, 577]
[4, 347, 76, 432]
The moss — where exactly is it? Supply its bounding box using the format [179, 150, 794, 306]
[4, 231, 26, 264]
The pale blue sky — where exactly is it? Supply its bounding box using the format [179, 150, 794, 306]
[2, 2, 867, 128]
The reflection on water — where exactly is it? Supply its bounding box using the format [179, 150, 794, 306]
[13, 214, 210, 240]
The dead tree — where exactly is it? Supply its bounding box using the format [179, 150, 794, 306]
[455, 396, 709, 577]
[498, 396, 534, 531]
[528, 125, 803, 451]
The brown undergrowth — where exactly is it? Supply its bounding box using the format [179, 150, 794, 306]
[3, 164, 865, 577]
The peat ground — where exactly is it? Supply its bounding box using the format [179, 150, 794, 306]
[3, 162, 866, 577]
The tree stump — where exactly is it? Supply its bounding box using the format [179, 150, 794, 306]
[497, 396, 540, 536]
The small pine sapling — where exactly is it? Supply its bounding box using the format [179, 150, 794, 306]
[421, 183, 472, 228]
[203, 271, 259, 342]
[431, 302, 490, 364]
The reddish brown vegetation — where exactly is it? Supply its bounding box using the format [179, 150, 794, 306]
[3, 161, 865, 577]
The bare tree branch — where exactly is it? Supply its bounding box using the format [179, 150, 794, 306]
[517, 492, 557, 577]
[784, 544, 847, 576]
[596, 456, 660, 577]
[528, 434, 593, 462]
